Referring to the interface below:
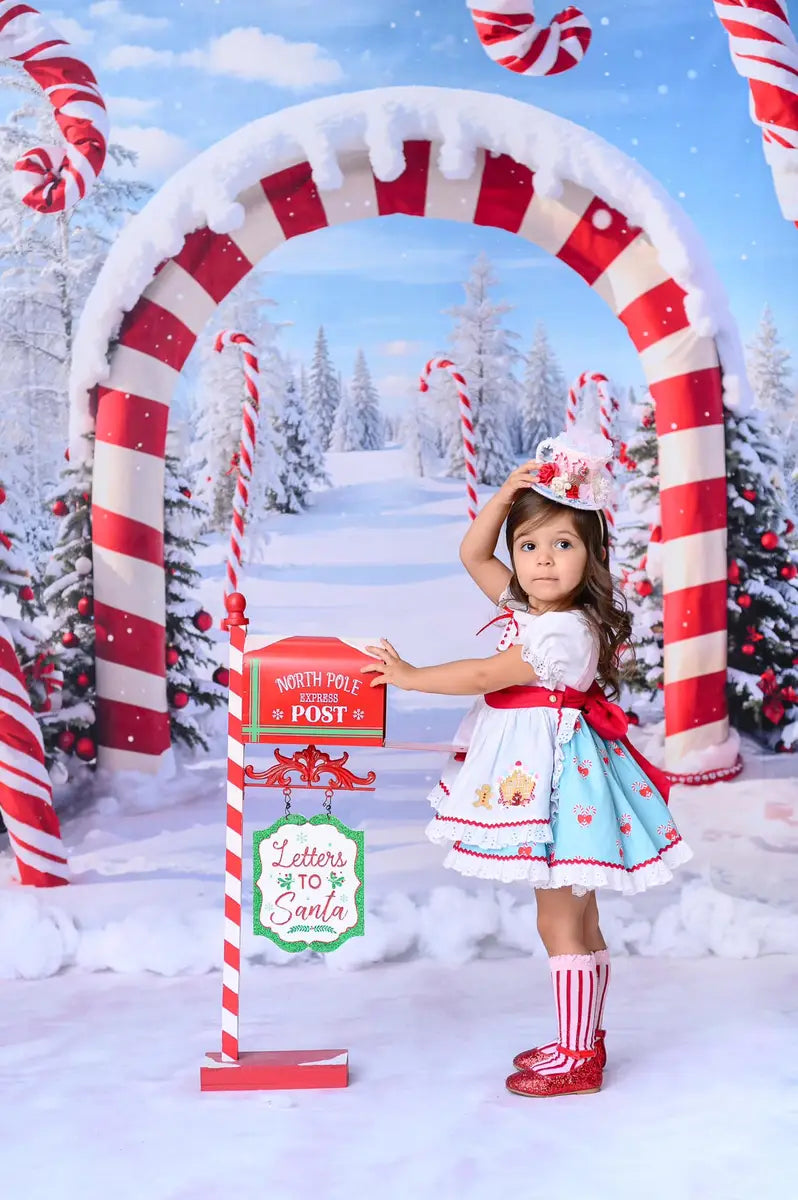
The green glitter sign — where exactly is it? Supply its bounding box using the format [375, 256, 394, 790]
[253, 814, 365, 954]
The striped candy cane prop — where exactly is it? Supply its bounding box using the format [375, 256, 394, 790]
[466, 1, 592, 76]
[419, 356, 478, 522]
[0, 1, 108, 213]
[214, 331, 260, 599]
[0, 619, 69, 886]
[219, 595, 247, 1062]
[566, 371, 619, 529]
[713, 1, 798, 223]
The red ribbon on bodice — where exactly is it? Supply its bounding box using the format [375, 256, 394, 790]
[484, 681, 670, 803]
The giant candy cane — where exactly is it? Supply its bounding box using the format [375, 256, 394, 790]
[214, 331, 260, 598]
[419, 356, 479, 521]
[713, 1, 798, 223]
[0, 619, 69, 886]
[566, 370, 619, 529]
[466, 0, 591, 76]
[0, 0, 108, 212]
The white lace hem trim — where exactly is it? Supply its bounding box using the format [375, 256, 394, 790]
[425, 812, 553, 848]
[441, 838, 694, 896]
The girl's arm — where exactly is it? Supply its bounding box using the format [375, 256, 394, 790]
[362, 640, 537, 695]
[459, 460, 539, 604]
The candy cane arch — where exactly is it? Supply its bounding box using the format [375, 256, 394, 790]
[0, 619, 69, 886]
[566, 371, 619, 528]
[419, 357, 478, 522]
[713, 1, 798, 224]
[214, 331, 260, 599]
[73, 87, 737, 778]
[0, 1, 108, 212]
[466, 1, 591, 76]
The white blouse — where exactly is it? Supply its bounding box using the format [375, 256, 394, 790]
[499, 606, 599, 692]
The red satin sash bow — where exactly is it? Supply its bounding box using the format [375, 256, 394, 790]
[484, 681, 670, 803]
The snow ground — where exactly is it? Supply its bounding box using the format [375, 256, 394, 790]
[2, 449, 797, 1199]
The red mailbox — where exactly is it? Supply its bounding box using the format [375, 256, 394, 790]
[242, 634, 386, 747]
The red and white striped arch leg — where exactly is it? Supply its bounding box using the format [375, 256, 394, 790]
[72, 88, 741, 779]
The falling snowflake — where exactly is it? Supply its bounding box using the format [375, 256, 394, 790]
[353, 709, 365, 720]
[272, 708, 284, 719]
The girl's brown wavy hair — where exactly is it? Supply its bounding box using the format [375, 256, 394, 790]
[504, 490, 632, 698]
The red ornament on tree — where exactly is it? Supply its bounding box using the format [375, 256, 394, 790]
[75, 736, 96, 761]
[780, 563, 797, 581]
[742, 643, 755, 656]
[165, 647, 180, 667]
[762, 697, 785, 725]
[742, 488, 757, 502]
[76, 672, 90, 690]
[81, 491, 90, 503]
[737, 593, 752, 609]
[758, 669, 778, 696]
[171, 690, 189, 709]
[193, 610, 213, 633]
[77, 596, 93, 617]
[761, 531, 779, 551]
[728, 560, 740, 585]
[180, 487, 192, 499]
[18, 584, 34, 602]
[635, 579, 653, 597]
[785, 519, 795, 536]
[625, 711, 640, 726]
[57, 730, 76, 753]
[52, 499, 68, 517]
[62, 630, 78, 648]
[0, 486, 5, 504]
[213, 666, 230, 688]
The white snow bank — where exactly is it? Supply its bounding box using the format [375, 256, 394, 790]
[2, 876, 796, 981]
[70, 85, 750, 455]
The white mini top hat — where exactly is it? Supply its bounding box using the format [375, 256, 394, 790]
[531, 427, 614, 512]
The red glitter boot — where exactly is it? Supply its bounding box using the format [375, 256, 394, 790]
[506, 1046, 603, 1098]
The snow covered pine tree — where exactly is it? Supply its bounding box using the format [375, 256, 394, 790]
[163, 452, 226, 751]
[747, 306, 797, 508]
[445, 253, 517, 485]
[725, 406, 798, 750]
[41, 440, 97, 775]
[307, 326, 341, 450]
[276, 374, 329, 512]
[519, 322, 566, 455]
[615, 394, 665, 702]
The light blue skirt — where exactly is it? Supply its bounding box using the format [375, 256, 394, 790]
[447, 717, 693, 895]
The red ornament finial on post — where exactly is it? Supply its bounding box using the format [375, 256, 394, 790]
[223, 591, 249, 630]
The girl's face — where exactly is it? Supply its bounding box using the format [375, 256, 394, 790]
[511, 509, 589, 613]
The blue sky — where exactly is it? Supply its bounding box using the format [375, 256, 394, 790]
[19, 1, 798, 408]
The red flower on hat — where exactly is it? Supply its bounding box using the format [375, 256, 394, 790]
[537, 463, 558, 486]
[565, 484, 580, 499]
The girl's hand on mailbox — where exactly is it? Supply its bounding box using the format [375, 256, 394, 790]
[362, 639, 416, 690]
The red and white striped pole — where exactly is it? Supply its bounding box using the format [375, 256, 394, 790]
[220, 592, 248, 1062]
[466, 1, 592, 76]
[0, 0, 108, 212]
[214, 331, 260, 600]
[713, 1, 798, 226]
[0, 619, 69, 886]
[419, 356, 479, 522]
[566, 370, 619, 530]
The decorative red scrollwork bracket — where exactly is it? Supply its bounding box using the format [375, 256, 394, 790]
[244, 744, 376, 793]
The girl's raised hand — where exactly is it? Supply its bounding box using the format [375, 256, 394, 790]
[361, 639, 417, 691]
[495, 460, 540, 507]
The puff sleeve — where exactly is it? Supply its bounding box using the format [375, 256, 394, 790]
[521, 611, 599, 691]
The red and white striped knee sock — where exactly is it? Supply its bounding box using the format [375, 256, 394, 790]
[534, 953, 597, 1077]
[594, 948, 611, 1035]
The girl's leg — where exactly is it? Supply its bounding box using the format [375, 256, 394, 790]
[530, 888, 598, 1078]
[582, 891, 607, 953]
